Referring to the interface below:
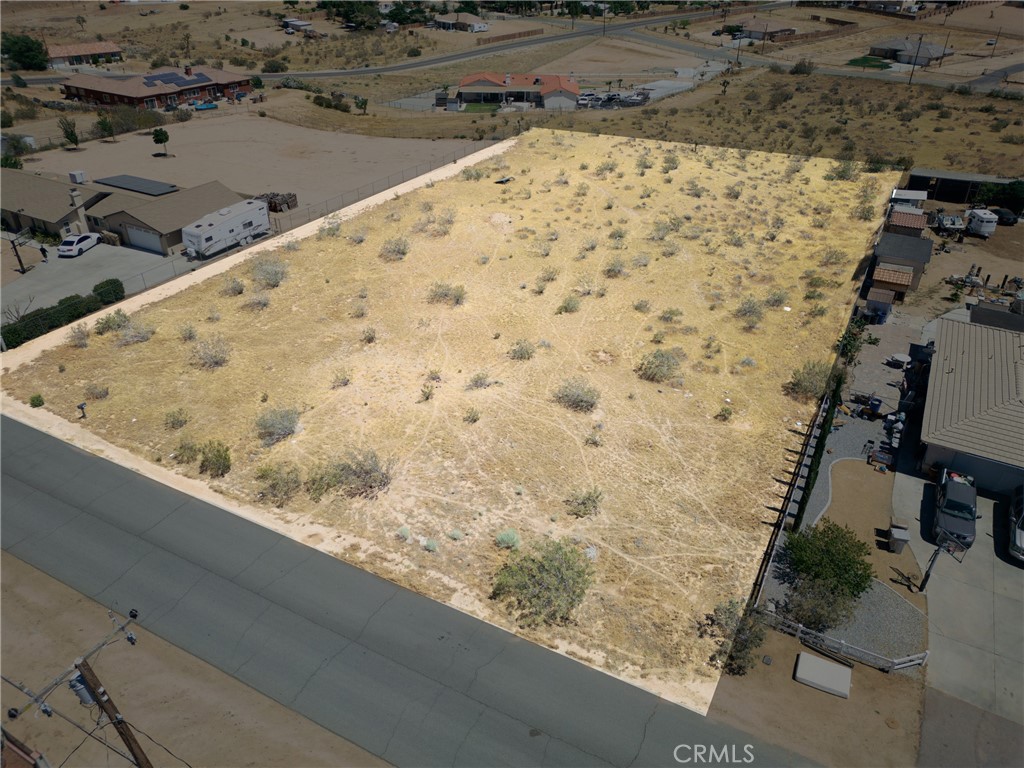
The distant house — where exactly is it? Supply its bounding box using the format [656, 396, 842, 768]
[60, 66, 251, 110]
[737, 19, 797, 40]
[872, 232, 933, 293]
[434, 13, 489, 32]
[885, 206, 928, 238]
[282, 18, 312, 32]
[919, 305, 1024, 493]
[456, 72, 579, 110]
[0, 169, 100, 237]
[47, 42, 123, 68]
[869, 38, 951, 66]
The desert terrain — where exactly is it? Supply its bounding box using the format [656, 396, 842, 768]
[3, 128, 898, 712]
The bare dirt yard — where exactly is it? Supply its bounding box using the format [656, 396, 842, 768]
[3, 129, 898, 714]
[1, 554, 387, 768]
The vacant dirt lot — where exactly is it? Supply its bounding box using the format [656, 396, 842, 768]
[3, 129, 897, 713]
[1, 554, 386, 768]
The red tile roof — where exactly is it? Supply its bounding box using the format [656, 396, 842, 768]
[873, 267, 914, 287]
[458, 72, 579, 97]
[888, 210, 927, 230]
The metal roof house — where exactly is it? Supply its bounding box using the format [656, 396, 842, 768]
[920, 312, 1024, 493]
[869, 38, 952, 66]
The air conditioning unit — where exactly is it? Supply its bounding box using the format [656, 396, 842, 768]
[69, 170, 86, 184]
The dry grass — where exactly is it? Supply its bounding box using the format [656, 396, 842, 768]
[4, 130, 897, 711]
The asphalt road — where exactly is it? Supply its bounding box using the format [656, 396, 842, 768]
[0, 415, 811, 767]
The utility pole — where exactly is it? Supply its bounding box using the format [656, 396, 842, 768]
[990, 26, 1000, 58]
[74, 659, 152, 768]
[761, 24, 768, 56]
[938, 29, 951, 67]
[907, 34, 924, 86]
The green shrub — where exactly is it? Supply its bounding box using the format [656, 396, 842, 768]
[380, 237, 409, 262]
[164, 407, 190, 430]
[175, 439, 200, 463]
[553, 377, 599, 412]
[29, 394, 44, 408]
[635, 349, 681, 383]
[423, 538, 439, 552]
[785, 360, 832, 401]
[495, 529, 521, 550]
[467, 372, 493, 390]
[448, 529, 465, 541]
[491, 539, 592, 627]
[199, 440, 231, 477]
[255, 462, 302, 505]
[255, 407, 299, 447]
[700, 600, 766, 676]
[464, 407, 481, 424]
[251, 256, 288, 288]
[92, 278, 125, 305]
[84, 383, 109, 400]
[307, 450, 394, 500]
[764, 289, 788, 308]
[115, 320, 155, 346]
[94, 309, 130, 335]
[556, 295, 581, 314]
[426, 282, 466, 306]
[734, 297, 764, 330]
[508, 339, 535, 360]
[565, 487, 602, 517]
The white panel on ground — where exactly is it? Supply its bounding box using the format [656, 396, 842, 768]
[794, 652, 852, 699]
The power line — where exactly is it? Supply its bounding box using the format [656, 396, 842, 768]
[125, 721, 195, 768]
[57, 723, 108, 768]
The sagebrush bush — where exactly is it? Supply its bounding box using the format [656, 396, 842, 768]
[221, 276, 245, 296]
[116, 320, 155, 346]
[164, 407, 190, 430]
[191, 335, 231, 368]
[734, 297, 764, 329]
[786, 360, 832, 401]
[556, 295, 580, 314]
[175, 439, 200, 463]
[84, 383, 109, 400]
[495, 529, 521, 550]
[306, 450, 394, 500]
[380, 237, 409, 262]
[331, 370, 350, 389]
[426, 282, 467, 306]
[565, 487, 602, 517]
[553, 377, 599, 412]
[603, 257, 627, 278]
[241, 292, 270, 311]
[491, 538, 592, 627]
[178, 323, 197, 342]
[464, 407, 481, 424]
[508, 339, 535, 361]
[251, 256, 288, 288]
[66, 323, 90, 348]
[255, 407, 299, 447]
[94, 309, 130, 335]
[255, 462, 302, 505]
[361, 327, 377, 343]
[468, 372, 492, 390]
[635, 349, 681, 383]
[765, 289, 788, 308]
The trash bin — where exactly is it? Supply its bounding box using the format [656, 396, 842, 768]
[889, 527, 910, 554]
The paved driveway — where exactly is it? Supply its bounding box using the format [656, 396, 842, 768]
[892, 472, 1024, 725]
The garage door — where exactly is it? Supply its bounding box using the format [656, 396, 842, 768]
[125, 224, 163, 253]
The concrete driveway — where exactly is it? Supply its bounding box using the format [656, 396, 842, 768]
[892, 472, 1024, 726]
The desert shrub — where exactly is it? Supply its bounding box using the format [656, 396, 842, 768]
[495, 529, 521, 550]
[785, 360, 832, 401]
[337, 450, 393, 498]
[94, 309, 130, 335]
[199, 440, 231, 477]
[565, 487, 602, 518]
[255, 462, 302, 505]
[317, 220, 342, 239]
[84, 383, 109, 400]
[734, 297, 764, 329]
[380, 237, 409, 261]
[634, 299, 650, 313]
[467, 372, 493, 389]
[191, 335, 231, 368]
[164, 407, 190, 430]
[251, 255, 288, 288]
[116, 320, 154, 346]
[423, 538, 438, 553]
[491, 539, 592, 627]
[635, 349, 681, 383]
[92, 278, 125, 305]
[175, 439, 200, 463]
[396, 526, 412, 542]
[221, 276, 245, 296]
[66, 323, 90, 348]
[426, 282, 466, 306]
[361, 327, 377, 343]
[699, 600, 766, 676]
[461, 167, 485, 181]
[556, 295, 581, 314]
[715, 406, 733, 422]
[178, 323, 197, 342]
[659, 308, 683, 323]
[602, 257, 627, 278]
[790, 58, 816, 75]
[241, 292, 271, 311]
[331, 370, 350, 389]
[255, 407, 299, 447]
[448, 529, 465, 541]
[29, 393, 44, 408]
[553, 377, 599, 412]
[764, 289, 788, 308]
[508, 339, 535, 360]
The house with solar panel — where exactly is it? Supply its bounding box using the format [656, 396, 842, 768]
[60, 66, 252, 110]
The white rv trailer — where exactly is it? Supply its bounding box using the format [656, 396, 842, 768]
[964, 208, 997, 239]
[183, 199, 270, 259]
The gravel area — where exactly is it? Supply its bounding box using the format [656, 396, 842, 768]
[830, 580, 928, 661]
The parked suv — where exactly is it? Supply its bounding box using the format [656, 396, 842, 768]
[933, 469, 980, 549]
[1009, 485, 1024, 563]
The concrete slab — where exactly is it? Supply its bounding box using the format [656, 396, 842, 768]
[918, 687, 1024, 768]
[993, 655, 1024, 725]
[794, 653, 852, 699]
[927, 636, 996, 713]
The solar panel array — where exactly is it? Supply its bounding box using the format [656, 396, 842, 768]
[95, 175, 179, 196]
[143, 72, 213, 88]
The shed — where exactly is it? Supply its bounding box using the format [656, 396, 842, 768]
[885, 207, 928, 238]
[283, 19, 312, 31]
[907, 168, 1019, 205]
[874, 232, 932, 291]
[864, 287, 896, 324]
[891, 188, 927, 208]
[872, 262, 915, 299]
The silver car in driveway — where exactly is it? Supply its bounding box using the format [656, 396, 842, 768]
[933, 469, 980, 549]
[1010, 485, 1024, 562]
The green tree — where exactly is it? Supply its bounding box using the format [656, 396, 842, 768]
[75, 15, 87, 31]
[0, 110, 12, 128]
[491, 538, 592, 627]
[57, 116, 80, 149]
[782, 519, 874, 599]
[354, 95, 369, 115]
[700, 600, 766, 676]
[152, 127, 170, 155]
[95, 111, 116, 141]
[976, 180, 1024, 213]
[1, 32, 49, 70]
[1, 155, 23, 169]
[262, 58, 288, 73]
[250, 75, 264, 90]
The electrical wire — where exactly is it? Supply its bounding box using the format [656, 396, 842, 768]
[57, 723, 105, 768]
[124, 721, 194, 768]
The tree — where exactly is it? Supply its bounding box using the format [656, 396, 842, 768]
[152, 127, 170, 155]
[491, 538, 592, 627]
[1, 155, 23, 169]
[75, 15, 87, 32]
[1, 32, 49, 70]
[95, 111, 116, 142]
[182, 32, 192, 59]
[57, 116, 80, 150]
[781, 519, 874, 599]
[700, 599, 766, 676]
[0, 110, 12, 129]
[262, 59, 288, 73]
[321, 1, 380, 29]
[977, 180, 1024, 214]
[354, 95, 368, 115]
[249, 75, 264, 90]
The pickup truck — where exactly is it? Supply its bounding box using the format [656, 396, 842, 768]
[933, 469, 980, 549]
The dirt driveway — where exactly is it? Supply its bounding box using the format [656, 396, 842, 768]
[1, 554, 387, 768]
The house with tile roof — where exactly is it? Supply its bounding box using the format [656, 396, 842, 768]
[60, 66, 251, 110]
[456, 72, 579, 111]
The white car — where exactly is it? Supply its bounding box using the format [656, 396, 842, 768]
[57, 233, 101, 258]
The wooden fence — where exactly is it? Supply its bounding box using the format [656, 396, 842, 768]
[476, 28, 543, 46]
